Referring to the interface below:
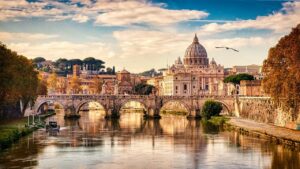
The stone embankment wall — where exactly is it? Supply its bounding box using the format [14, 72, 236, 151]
[237, 97, 300, 130]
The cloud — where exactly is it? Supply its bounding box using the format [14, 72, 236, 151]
[198, 1, 300, 35]
[93, 1, 208, 26]
[0, 32, 59, 42]
[0, 0, 208, 26]
[7, 41, 114, 60]
[72, 14, 89, 23]
[113, 30, 190, 58]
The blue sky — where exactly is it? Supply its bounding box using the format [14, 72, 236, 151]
[0, 0, 299, 72]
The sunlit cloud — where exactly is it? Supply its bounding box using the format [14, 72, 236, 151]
[0, 0, 208, 26]
[0, 32, 59, 42]
[198, 1, 300, 35]
[7, 41, 114, 60]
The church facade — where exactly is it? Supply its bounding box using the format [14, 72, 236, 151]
[159, 35, 226, 96]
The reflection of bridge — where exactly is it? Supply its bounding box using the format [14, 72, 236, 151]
[30, 95, 236, 118]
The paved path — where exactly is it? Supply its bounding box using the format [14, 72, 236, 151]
[228, 118, 300, 142]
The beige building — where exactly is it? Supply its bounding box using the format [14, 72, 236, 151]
[239, 80, 264, 96]
[159, 35, 226, 96]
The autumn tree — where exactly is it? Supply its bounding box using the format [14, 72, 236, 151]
[70, 76, 82, 94]
[93, 77, 103, 94]
[47, 72, 58, 94]
[0, 43, 39, 118]
[262, 24, 300, 112]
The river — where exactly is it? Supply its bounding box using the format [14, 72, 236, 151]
[0, 110, 299, 169]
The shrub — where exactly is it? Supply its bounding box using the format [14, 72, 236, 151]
[201, 100, 223, 119]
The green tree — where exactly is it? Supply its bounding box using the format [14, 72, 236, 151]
[133, 83, 155, 95]
[83, 57, 105, 71]
[32, 57, 46, 63]
[262, 24, 300, 111]
[223, 73, 254, 85]
[201, 100, 223, 119]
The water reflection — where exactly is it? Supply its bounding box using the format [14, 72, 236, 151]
[0, 110, 299, 169]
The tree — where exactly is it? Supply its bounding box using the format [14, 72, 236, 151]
[70, 76, 82, 94]
[83, 57, 105, 71]
[93, 77, 103, 94]
[201, 100, 223, 119]
[223, 73, 254, 85]
[37, 79, 48, 95]
[106, 67, 113, 74]
[67, 59, 83, 72]
[262, 24, 300, 111]
[139, 68, 161, 77]
[133, 83, 155, 95]
[32, 57, 46, 63]
[47, 72, 58, 94]
[0, 43, 39, 118]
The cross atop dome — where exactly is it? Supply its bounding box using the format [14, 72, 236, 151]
[193, 33, 199, 43]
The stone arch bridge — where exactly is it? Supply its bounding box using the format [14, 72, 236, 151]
[31, 95, 236, 119]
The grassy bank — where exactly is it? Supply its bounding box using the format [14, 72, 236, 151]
[0, 112, 55, 150]
[161, 110, 187, 116]
[208, 116, 229, 126]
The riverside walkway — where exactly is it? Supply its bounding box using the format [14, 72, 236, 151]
[228, 118, 300, 149]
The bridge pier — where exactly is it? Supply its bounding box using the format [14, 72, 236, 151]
[187, 108, 201, 119]
[64, 105, 80, 119]
[105, 108, 120, 119]
[144, 108, 161, 119]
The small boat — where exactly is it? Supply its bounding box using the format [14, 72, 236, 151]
[46, 121, 60, 132]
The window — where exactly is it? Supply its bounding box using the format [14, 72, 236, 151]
[175, 86, 178, 90]
[184, 84, 187, 90]
[193, 86, 195, 88]
[205, 84, 209, 90]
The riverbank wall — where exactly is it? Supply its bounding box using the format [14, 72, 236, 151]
[226, 118, 300, 151]
[236, 97, 300, 130]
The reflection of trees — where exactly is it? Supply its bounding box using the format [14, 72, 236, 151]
[268, 146, 300, 169]
[200, 120, 220, 134]
[222, 130, 300, 169]
[0, 133, 44, 168]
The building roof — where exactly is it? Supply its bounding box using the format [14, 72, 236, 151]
[184, 34, 208, 60]
[119, 68, 130, 74]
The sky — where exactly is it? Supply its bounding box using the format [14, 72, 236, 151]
[0, 0, 299, 73]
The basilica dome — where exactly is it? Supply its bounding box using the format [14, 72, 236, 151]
[183, 34, 209, 67]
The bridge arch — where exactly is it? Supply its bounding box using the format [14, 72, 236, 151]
[160, 99, 192, 116]
[117, 99, 149, 114]
[205, 99, 232, 114]
[75, 100, 107, 115]
[35, 100, 65, 114]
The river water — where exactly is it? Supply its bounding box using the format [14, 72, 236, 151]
[0, 110, 299, 169]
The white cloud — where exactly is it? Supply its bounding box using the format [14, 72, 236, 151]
[7, 41, 114, 60]
[198, 1, 300, 35]
[93, 1, 208, 26]
[0, 32, 59, 42]
[113, 30, 190, 58]
[0, 0, 208, 26]
[72, 14, 89, 23]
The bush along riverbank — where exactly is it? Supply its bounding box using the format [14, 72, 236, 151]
[0, 112, 55, 150]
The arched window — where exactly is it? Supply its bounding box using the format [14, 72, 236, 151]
[183, 84, 187, 90]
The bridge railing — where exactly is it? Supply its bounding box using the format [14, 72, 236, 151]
[37, 94, 236, 100]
